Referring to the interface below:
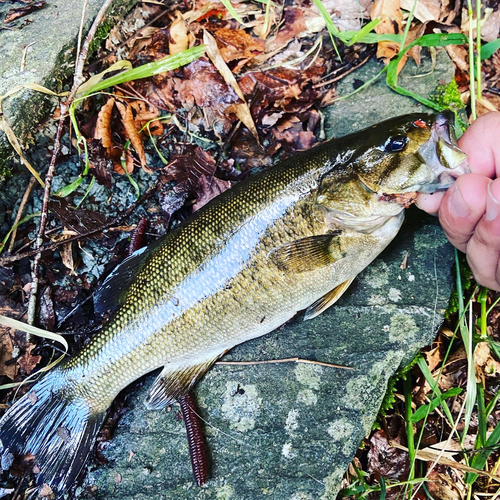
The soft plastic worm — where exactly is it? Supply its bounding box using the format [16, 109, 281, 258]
[178, 393, 207, 486]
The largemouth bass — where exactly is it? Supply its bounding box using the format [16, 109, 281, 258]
[0, 112, 467, 495]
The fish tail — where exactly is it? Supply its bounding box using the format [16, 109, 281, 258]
[0, 369, 106, 495]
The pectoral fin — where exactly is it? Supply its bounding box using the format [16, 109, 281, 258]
[304, 277, 355, 320]
[269, 232, 344, 273]
[145, 359, 218, 410]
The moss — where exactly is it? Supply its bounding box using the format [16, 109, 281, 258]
[376, 353, 421, 422]
[88, 18, 115, 55]
[431, 80, 465, 111]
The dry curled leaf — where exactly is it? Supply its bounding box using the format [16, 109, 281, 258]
[203, 30, 259, 142]
[192, 175, 232, 211]
[129, 100, 163, 136]
[116, 100, 150, 173]
[94, 97, 115, 157]
[371, 0, 405, 69]
[17, 344, 42, 376]
[169, 10, 189, 55]
[214, 28, 265, 63]
[474, 341, 500, 379]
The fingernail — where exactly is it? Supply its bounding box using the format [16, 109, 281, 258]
[486, 182, 500, 221]
[448, 183, 471, 218]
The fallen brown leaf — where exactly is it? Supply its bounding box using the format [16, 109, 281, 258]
[4, 1, 46, 23]
[94, 97, 115, 158]
[192, 175, 232, 211]
[371, 0, 405, 70]
[17, 344, 41, 376]
[214, 28, 265, 64]
[169, 10, 189, 56]
[116, 100, 151, 173]
[203, 29, 259, 142]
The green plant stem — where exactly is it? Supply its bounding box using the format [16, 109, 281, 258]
[404, 375, 415, 499]
[467, 0, 477, 120]
[476, 0, 482, 100]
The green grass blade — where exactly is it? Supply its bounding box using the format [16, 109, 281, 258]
[481, 38, 500, 59]
[219, 0, 247, 25]
[416, 357, 456, 426]
[0, 315, 68, 351]
[311, 0, 342, 60]
[404, 374, 416, 498]
[386, 33, 468, 110]
[0, 211, 41, 256]
[410, 388, 462, 423]
[84, 46, 206, 96]
[346, 18, 380, 45]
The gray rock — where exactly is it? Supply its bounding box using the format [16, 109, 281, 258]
[79, 50, 457, 499]
[0, 0, 138, 178]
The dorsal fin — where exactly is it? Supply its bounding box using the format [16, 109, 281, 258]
[268, 232, 344, 273]
[145, 359, 218, 410]
[94, 245, 151, 314]
[304, 278, 355, 320]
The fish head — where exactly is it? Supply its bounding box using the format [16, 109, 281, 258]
[350, 111, 469, 195]
[315, 112, 469, 231]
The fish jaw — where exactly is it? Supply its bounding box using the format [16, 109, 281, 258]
[416, 111, 469, 193]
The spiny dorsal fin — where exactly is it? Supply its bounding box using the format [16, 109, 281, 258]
[304, 277, 355, 320]
[269, 232, 344, 273]
[94, 243, 155, 314]
[145, 359, 218, 410]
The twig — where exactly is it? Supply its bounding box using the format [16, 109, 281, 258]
[7, 176, 37, 253]
[313, 50, 373, 89]
[26, 0, 115, 330]
[216, 357, 354, 370]
[0, 181, 158, 267]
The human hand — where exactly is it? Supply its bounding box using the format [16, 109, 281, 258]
[416, 112, 500, 291]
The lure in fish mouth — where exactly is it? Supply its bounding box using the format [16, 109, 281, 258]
[0, 112, 468, 498]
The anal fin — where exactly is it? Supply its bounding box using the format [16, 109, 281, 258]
[304, 278, 355, 320]
[145, 359, 217, 410]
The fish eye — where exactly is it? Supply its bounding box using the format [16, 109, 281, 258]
[384, 135, 409, 153]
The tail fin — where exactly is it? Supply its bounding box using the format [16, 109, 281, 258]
[0, 370, 106, 496]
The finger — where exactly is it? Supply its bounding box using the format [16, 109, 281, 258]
[458, 112, 500, 178]
[438, 173, 490, 252]
[415, 191, 445, 216]
[465, 178, 500, 291]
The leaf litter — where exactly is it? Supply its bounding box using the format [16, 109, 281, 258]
[1, 0, 500, 497]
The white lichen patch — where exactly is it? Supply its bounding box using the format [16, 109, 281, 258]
[407, 273, 415, 282]
[285, 409, 300, 435]
[361, 260, 389, 289]
[388, 287, 402, 302]
[221, 381, 262, 432]
[216, 484, 235, 500]
[388, 313, 418, 342]
[327, 419, 355, 455]
[327, 419, 354, 441]
[321, 468, 344, 500]
[294, 363, 322, 390]
[290, 492, 314, 500]
[282, 442, 296, 459]
[368, 294, 386, 306]
[297, 389, 318, 406]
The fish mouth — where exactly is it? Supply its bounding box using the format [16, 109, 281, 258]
[417, 111, 470, 193]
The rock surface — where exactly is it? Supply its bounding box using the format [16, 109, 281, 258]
[0, 0, 137, 176]
[78, 50, 457, 499]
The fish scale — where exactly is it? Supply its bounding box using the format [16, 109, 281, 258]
[0, 112, 469, 496]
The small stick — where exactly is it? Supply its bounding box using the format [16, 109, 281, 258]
[178, 393, 208, 486]
[0, 179, 158, 267]
[26, 0, 115, 329]
[7, 176, 37, 253]
[216, 357, 354, 370]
